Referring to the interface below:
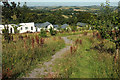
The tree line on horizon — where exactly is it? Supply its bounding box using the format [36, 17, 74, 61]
[2, 1, 97, 25]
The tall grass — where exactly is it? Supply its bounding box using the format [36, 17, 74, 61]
[56, 30, 94, 37]
[52, 35, 118, 78]
[2, 34, 65, 79]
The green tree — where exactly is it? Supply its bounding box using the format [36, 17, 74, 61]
[49, 27, 57, 36]
[92, 0, 120, 62]
[2, 25, 12, 43]
[39, 29, 47, 37]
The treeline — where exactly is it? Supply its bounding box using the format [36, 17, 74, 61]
[91, 1, 120, 78]
[2, 2, 95, 25]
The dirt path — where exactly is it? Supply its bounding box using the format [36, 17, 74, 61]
[24, 37, 73, 78]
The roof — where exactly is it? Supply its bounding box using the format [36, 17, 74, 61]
[19, 22, 34, 25]
[53, 25, 59, 28]
[35, 22, 52, 28]
[35, 23, 42, 28]
[61, 24, 69, 29]
[77, 22, 87, 27]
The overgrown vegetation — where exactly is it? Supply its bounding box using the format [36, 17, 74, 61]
[2, 26, 12, 43]
[2, 34, 65, 79]
[56, 30, 93, 37]
[49, 27, 57, 36]
[91, 0, 120, 63]
[52, 34, 118, 78]
[39, 29, 47, 37]
[2, 2, 95, 25]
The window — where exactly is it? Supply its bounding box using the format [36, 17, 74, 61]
[45, 26, 47, 28]
[31, 27, 33, 30]
[25, 27, 28, 30]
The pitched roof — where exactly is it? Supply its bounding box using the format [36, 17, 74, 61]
[61, 24, 69, 29]
[35, 22, 52, 28]
[77, 22, 87, 27]
[53, 25, 59, 28]
[35, 23, 42, 28]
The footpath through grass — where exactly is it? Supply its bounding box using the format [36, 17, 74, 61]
[2, 34, 65, 79]
[52, 34, 118, 78]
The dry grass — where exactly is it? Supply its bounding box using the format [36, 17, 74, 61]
[2, 33, 65, 79]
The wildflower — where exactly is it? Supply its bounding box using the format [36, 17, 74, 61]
[32, 38, 34, 48]
[70, 46, 73, 54]
[6, 68, 12, 78]
[19, 35, 23, 40]
[79, 40, 82, 45]
[40, 38, 44, 46]
[35, 35, 39, 45]
[75, 39, 79, 45]
[24, 40, 27, 49]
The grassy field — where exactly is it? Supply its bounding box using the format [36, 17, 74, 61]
[0, 35, 2, 79]
[2, 33, 65, 79]
[56, 30, 94, 37]
[52, 34, 119, 78]
[2, 30, 120, 78]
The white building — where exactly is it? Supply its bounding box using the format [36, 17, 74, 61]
[35, 22, 54, 32]
[17, 22, 36, 33]
[0, 24, 15, 34]
[0, 22, 55, 34]
[0, 25, 4, 34]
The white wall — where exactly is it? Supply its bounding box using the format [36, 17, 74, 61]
[7, 24, 15, 34]
[36, 24, 54, 32]
[0, 24, 15, 34]
[0, 25, 4, 34]
[36, 27, 42, 32]
[0, 22, 55, 34]
[18, 22, 36, 33]
[47, 24, 54, 30]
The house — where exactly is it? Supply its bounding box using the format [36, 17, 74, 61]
[35, 22, 54, 32]
[0, 25, 4, 34]
[53, 25, 59, 30]
[77, 22, 87, 27]
[0, 24, 16, 34]
[61, 24, 71, 30]
[17, 22, 36, 33]
[35, 23, 42, 32]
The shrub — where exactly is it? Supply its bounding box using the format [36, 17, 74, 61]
[70, 26, 77, 31]
[2, 35, 65, 79]
[49, 27, 57, 36]
[92, 40, 116, 54]
[39, 29, 47, 37]
[14, 26, 19, 34]
[2, 28, 12, 43]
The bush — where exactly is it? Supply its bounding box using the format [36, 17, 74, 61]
[92, 40, 116, 54]
[39, 29, 47, 37]
[2, 28, 12, 43]
[49, 27, 57, 36]
[70, 26, 77, 31]
[2, 35, 65, 79]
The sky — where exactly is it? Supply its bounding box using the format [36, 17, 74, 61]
[9, 0, 120, 2]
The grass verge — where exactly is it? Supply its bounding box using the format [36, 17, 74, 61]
[2, 34, 65, 79]
[52, 34, 118, 78]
